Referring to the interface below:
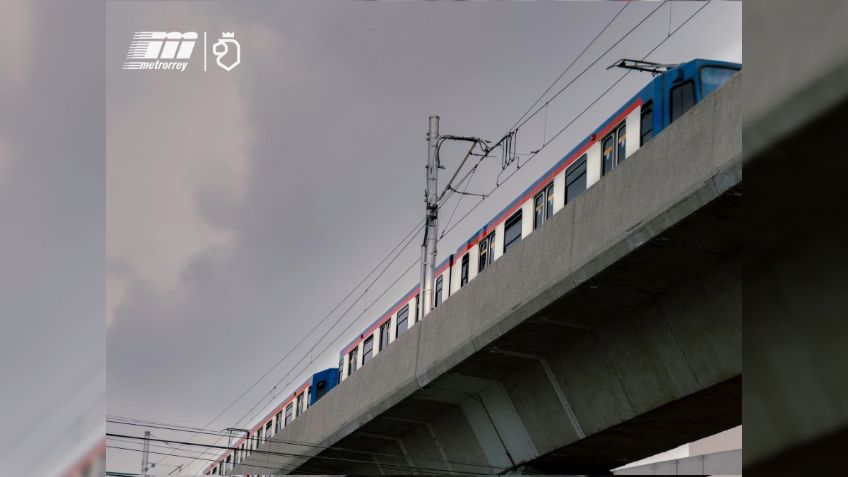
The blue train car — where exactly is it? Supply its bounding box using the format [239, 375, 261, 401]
[309, 367, 339, 405]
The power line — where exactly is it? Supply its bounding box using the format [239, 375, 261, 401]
[508, 0, 631, 132]
[511, 0, 669, 132]
[439, 0, 712, 243]
[107, 416, 501, 471]
[173, 249, 424, 472]
[107, 444, 300, 475]
[108, 433, 483, 475]
[232, 224, 424, 430]
[150, 218, 425, 469]
[434, 1, 671, 246]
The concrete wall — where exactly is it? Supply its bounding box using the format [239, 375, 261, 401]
[613, 449, 741, 476]
[232, 73, 741, 476]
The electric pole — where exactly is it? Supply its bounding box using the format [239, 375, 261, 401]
[140, 431, 151, 477]
[421, 115, 439, 318]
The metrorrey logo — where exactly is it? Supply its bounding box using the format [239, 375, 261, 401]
[122, 31, 241, 72]
[123, 32, 196, 71]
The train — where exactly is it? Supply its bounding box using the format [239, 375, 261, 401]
[204, 58, 741, 475]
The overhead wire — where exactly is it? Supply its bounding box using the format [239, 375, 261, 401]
[232, 223, 424, 429]
[511, 0, 669, 133]
[108, 433, 484, 475]
[439, 0, 711, 243]
[107, 416, 502, 471]
[508, 0, 631, 131]
[148, 218, 426, 469]
[173, 231, 425, 472]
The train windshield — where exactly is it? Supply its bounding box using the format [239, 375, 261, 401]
[700, 66, 738, 97]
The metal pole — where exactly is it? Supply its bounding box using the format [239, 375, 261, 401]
[421, 115, 439, 318]
[141, 430, 151, 477]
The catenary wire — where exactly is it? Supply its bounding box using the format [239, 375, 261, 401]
[232, 223, 424, 430]
[107, 416, 502, 471]
[108, 433, 483, 475]
[508, 0, 631, 132]
[149, 218, 425, 468]
[511, 0, 669, 133]
[439, 1, 712, 243]
[175, 251, 423, 472]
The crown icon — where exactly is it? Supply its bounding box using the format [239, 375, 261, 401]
[222, 32, 235, 38]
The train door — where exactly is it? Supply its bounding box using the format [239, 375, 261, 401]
[663, 64, 701, 128]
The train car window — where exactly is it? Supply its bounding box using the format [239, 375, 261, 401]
[533, 191, 545, 230]
[478, 232, 495, 272]
[265, 421, 272, 440]
[315, 379, 328, 400]
[414, 294, 420, 322]
[460, 254, 469, 286]
[362, 335, 374, 364]
[379, 320, 390, 350]
[478, 238, 487, 272]
[296, 392, 304, 416]
[257, 427, 264, 444]
[616, 123, 627, 164]
[565, 155, 587, 205]
[503, 210, 522, 253]
[670, 80, 695, 123]
[700, 66, 737, 97]
[434, 275, 443, 307]
[284, 403, 293, 426]
[533, 182, 554, 230]
[348, 347, 358, 375]
[603, 121, 627, 176]
[396, 304, 409, 336]
[487, 232, 495, 265]
[212, 466, 218, 474]
[640, 102, 653, 146]
[275, 411, 282, 433]
[602, 133, 615, 176]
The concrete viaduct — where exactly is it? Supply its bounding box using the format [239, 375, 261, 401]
[232, 73, 741, 475]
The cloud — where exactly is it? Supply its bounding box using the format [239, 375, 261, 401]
[0, 0, 32, 97]
[107, 21, 250, 326]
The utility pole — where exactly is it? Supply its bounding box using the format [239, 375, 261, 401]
[421, 115, 439, 318]
[140, 431, 151, 477]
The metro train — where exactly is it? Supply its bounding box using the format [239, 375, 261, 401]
[204, 58, 740, 476]
[206, 369, 338, 475]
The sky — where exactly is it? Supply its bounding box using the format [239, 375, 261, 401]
[97, 1, 741, 474]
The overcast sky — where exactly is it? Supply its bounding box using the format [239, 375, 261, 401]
[100, 1, 741, 474]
